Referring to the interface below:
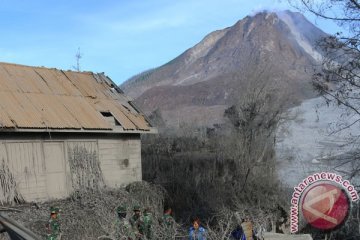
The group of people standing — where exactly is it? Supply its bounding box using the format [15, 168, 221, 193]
[115, 204, 209, 240]
[45, 205, 175, 240]
[188, 216, 260, 240]
[45, 205, 260, 240]
[116, 205, 175, 240]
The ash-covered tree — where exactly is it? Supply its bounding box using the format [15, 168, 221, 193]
[219, 77, 289, 208]
[288, 1, 360, 239]
[223, 79, 283, 190]
[289, 0, 360, 179]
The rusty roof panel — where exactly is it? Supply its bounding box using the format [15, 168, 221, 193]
[0, 65, 22, 92]
[63, 71, 108, 99]
[89, 99, 150, 131]
[11, 93, 48, 128]
[90, 99, 137, 130]
[16, 66, 52, 94]
[0, 115, 14, 128]
[0, 92, 44, 128]
[0, 102, 15, 128]
[58, 96, 112, 130]
[24, 93, 78, 129]
[117, 103, 150, 130]
[33, 68, 82, 96]
[2, 65, 44, 94]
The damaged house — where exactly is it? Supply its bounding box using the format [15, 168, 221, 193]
[0, 62, 155, 203]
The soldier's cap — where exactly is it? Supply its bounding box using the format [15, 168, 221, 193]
[133, 205, 141, 211]
[50, 206, 60, 214]
[117, 206, 127, 213]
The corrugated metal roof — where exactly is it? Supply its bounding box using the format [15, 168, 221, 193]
[90, 99, 137, 130]
[0, 62, 151, 132]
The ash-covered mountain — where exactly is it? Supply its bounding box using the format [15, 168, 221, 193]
[121, 10, 327, 127]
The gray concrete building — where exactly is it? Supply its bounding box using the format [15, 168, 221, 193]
[0, 62, 155, 203]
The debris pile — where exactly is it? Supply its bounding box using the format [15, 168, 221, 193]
[0, 181, 172, 239]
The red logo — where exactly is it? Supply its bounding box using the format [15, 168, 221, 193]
[301, 183, 350, 230]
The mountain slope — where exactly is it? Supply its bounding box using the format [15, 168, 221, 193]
[122, 11, 327, 127]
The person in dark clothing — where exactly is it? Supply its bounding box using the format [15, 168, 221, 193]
[231, 218, 245, 240]
[231, 224, 244, 240]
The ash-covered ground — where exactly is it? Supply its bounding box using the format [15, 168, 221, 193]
[0, 182, 182, 240]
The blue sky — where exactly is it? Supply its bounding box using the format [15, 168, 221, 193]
[0, 0, 342, 85]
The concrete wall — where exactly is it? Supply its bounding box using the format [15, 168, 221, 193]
[0, 133, 141, 202]
[99, 138, 141, 187]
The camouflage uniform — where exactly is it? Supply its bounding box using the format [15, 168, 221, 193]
[161, 211, 175, 240]
[46, 207, 61, 240]
[116, 206, 136, 240]
[142, 210, 153, 240]
[162, 213, 174, 227]
[129, 206, 144, 240]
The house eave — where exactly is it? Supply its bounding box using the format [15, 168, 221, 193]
[0, 127, 158, 134]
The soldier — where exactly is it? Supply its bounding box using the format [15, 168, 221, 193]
[129, 205, 144, 239]
[46, 206, 61, 240]
[142, 208, 153, 240]
[162, 207, 174, 227]
[116, 206, 136, 240]
[161, 207, 175, 240]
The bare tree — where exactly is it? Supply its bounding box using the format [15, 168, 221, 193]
[287, 0, 360, 179]
[287, 1, 359, 159]
[287, 1, 360, 238]
[287, 1, 360, 133]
